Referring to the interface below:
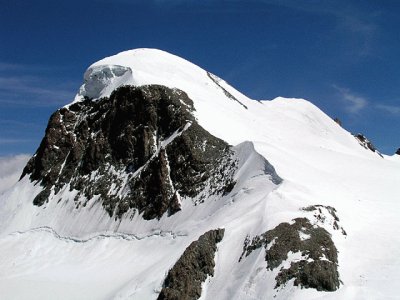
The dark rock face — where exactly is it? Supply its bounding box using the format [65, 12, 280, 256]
[354, 133, 382, 157]
[240, 217, 340, 292]
[396, 148, 400, 155]
[158, 228, 225, 300]
[276, 259, 339, 292]
[333, 117, 342, 127]
[354, 134, 376, 152]
[21, 85, 237, 220]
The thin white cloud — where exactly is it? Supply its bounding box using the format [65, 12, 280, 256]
[0, 138, 34, 145]
[0, 76, 74, 106]
[333, 85, 368, 113]
[376, 104, 400, 115]
[341, 14, 376, 35]
[0, 62, 44, 72]
[0, 61, 77, 107]
[0, 61, 71, 72]
[0, 154, 30, 195]
[0, 119, 41, 128]
[0, 62, 25, 71]
[259, 0, 378, 56]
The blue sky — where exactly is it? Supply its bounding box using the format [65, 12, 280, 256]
[0, 0, 399, 155]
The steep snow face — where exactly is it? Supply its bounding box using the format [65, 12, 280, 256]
[1, 48, 400, 300]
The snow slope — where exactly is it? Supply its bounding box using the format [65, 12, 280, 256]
[1, 48, 399, 299]
[0, 154, 30, 195]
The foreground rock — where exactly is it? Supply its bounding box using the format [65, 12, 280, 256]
[158, 228, 225, 300]
[240, 206, 343, 292]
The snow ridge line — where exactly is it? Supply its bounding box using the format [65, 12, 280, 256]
[206, 72, 248, 109]
[8, 226, 188, 243]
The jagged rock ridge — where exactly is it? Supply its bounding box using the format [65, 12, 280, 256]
[353, 133, 383, 157]
[158, 228, 225, 300]
[22, 85, 237, 220]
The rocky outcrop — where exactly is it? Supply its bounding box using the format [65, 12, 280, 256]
[158, 228, 225, 300]
[395, 148, 400, 155]
[21, 85, 237, 220]
[240, 208, 342, 292]
[302, 204, 346, 236]
[354, 133, 383, 157]
[333, 117, 342, 127]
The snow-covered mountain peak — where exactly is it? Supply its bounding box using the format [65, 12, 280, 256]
[73, 48, 222, 103]
[1, 49, 400, 300]
[72, 48, 370, 161]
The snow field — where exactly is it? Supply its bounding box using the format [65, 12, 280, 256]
[0, 48, 399, 299]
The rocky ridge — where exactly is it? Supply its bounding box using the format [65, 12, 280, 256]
[353, 133, 383, 157]
[158, 229, 225, 300]
[22, 85, 237, 220]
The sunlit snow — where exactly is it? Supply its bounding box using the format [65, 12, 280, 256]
[0, 49, 399, 299]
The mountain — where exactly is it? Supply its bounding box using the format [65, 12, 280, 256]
[0, 49, 399, 300]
